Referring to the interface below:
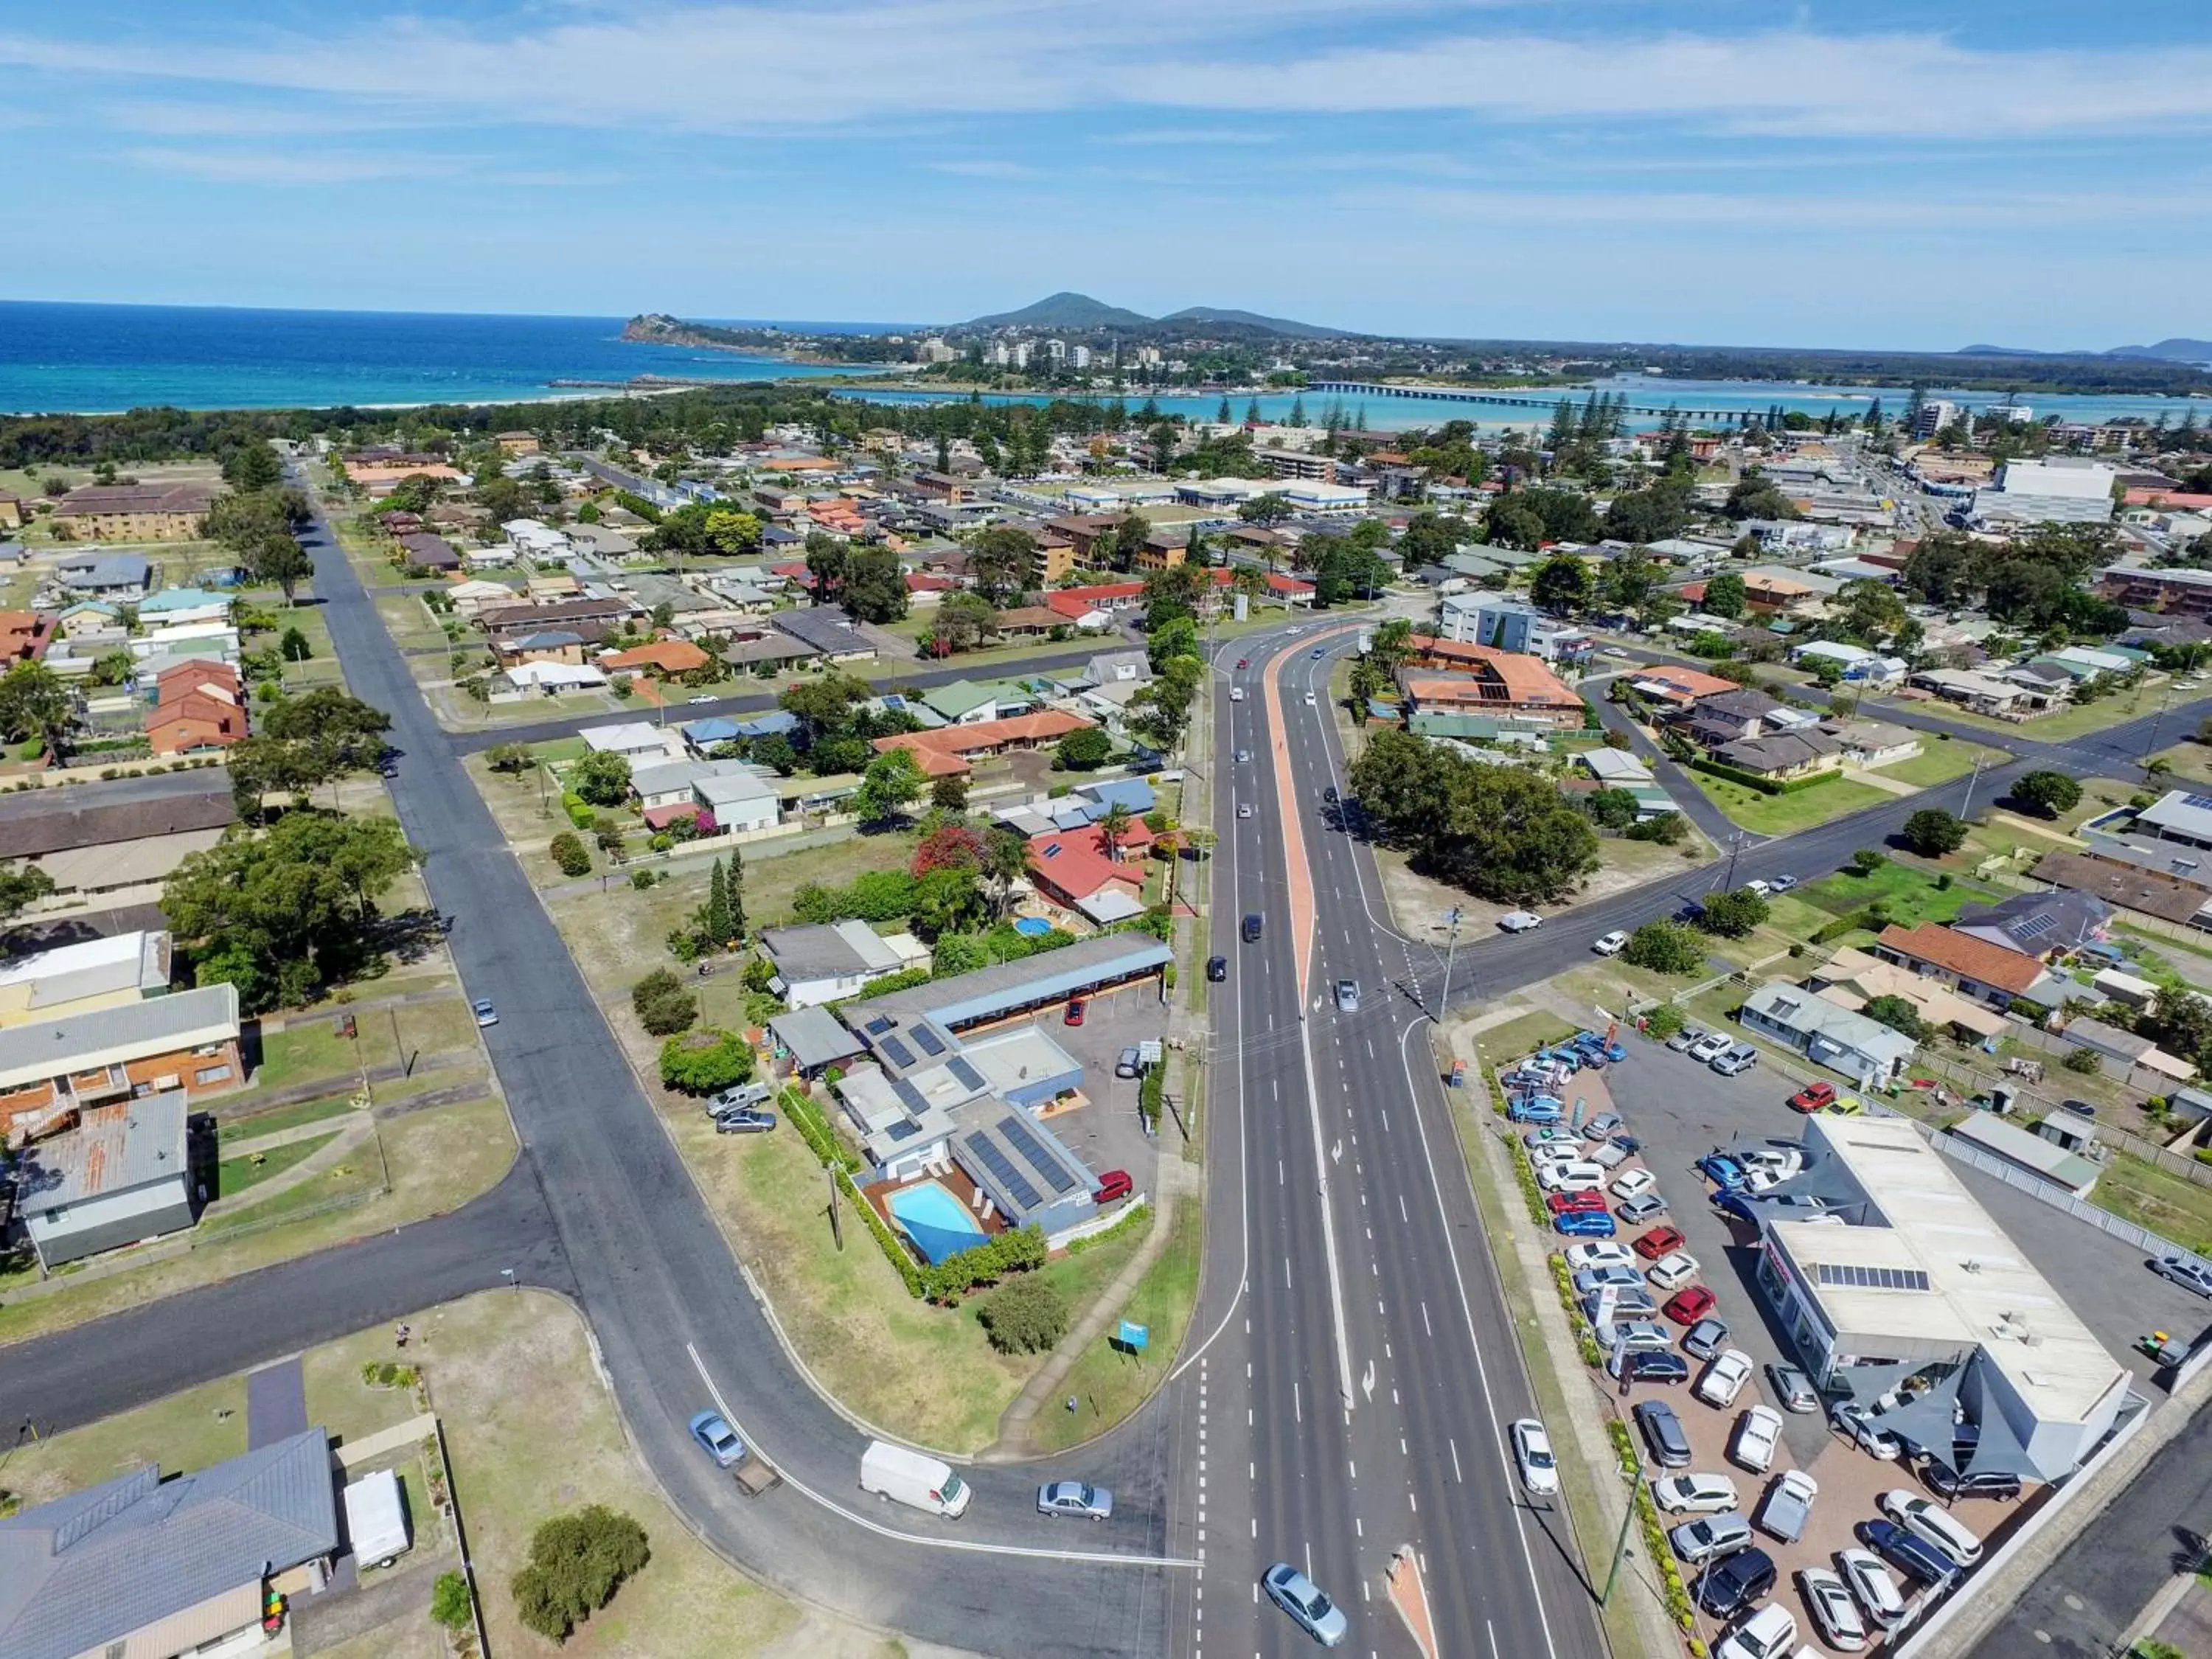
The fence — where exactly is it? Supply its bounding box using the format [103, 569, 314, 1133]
[1910, 1045, 2212, 1190]
[1930, 1127, 2212, 1273]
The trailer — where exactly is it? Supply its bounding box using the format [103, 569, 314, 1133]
[342, 1469, 411, 1568]
[731, 1450, 782, 1497]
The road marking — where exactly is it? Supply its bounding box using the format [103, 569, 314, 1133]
[1398, 1194, 1409, 1224]
[1421, 1301, 1433, 1337]
[1450, 1439, 1464, 1483]
[685, 1346, 1197, 1569]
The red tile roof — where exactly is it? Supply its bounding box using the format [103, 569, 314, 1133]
[1027, 821, 1154, 901]
[600, 639, 711, 674]
[1876, 923, 2044, 995]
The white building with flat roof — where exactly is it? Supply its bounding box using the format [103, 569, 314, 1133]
[1750, 1114, 2131, 1481]
[1977, 458, 2117, 526]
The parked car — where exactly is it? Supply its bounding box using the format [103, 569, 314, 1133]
[1037, 1481, 1114, 1520]
[1731, 1405, 1784, 1473]
[1696, 1349, 1755, 1409]
[1634, 1225, 1688, 1260]
[1206, 955, 1228, 981]
[1510, 1418, 1560, 1497]
[1829, 1402, 1904, 1461]
[1549, 1191, 1610, 1216]
[1116, 1047, 1144, 1079]
[1592, 1138, 1635, 1171]
[1770, 874, 1798, 893]
[1596, 1318, 1675, 1354]
[1711, 1044, 1759, 1076]
[1498, 911, 1543, 933]
[1879, 1489, 1984, 1568]
[1512, 1097, 1565, 1126]
[1663, 1287, 1717, 1325]
[1681, 1315, 1731, 1360]
[1738, 1145, 1803, 1180]
[1537, 1161, 1607, 1194]
[1093, 1169, 1133, 1204]
[1524, 1126, 1583, 1152]
[1798, 1566, 1867, 1652]
[1757, 1468, 1818, 1543]
[1766, 1363, 1819, 1413]
[1671, 1511, 1753, 1565]
[1667, 1025, 1709, 1054]
[1860, 1518, 1960, 1590]
[1579, 1287, 1658, 1323]
[1555, 1209, 1617, 1237]
[1615, 1192, 1670, 1226]
[472, 998, 498, 1028]
[1064, 998, 1087, 1026]
[1687, 1031, 1734, 1063]
[1695, 1550, 1779, 1622]
[1836, 1547, 1908, 1630]
[1789, 1082, 1837, 1113]
[1564, 1241, 1638, 1273]
[1585, 1113, 1624, 1138]
[2152, 1255, 2212, 1298]
[713, 1107, 777, 1134]
[1610, 1168, 1658, 1202]
[1593, 931, 1629, 956]
[1646, 1251, 1700, 1291]
[1924, 1464, 2024, 1503]
[1652, 1472, 1739, 1514]
[1712, 1602, 1795, 1659]
[1262, 1563, 1348, 1648]
[1572, 1263, 1647, 1295]
[1612, 1349, 1691, 1386]
[1634, 1400, 1694, 1468]
[1697, 1152, 1750, 1191]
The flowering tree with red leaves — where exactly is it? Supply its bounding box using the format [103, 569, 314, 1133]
[912, 823, 987, 877]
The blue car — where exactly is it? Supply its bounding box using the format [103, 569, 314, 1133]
[1572, 1032, 1627, 1062]
[689, 1410, 746, 1469]
[1697, 1153, 1750, 1192]
[1509, 1096, 1563, 1124]
[1556, 1209, 1618, 1238]
[1860, 1517, 1959, 1589]
[1714, 1190, 1761, 1224]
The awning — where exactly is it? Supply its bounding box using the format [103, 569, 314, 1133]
[1834, 1360, 1925, 1406]
[1865, 1366, 1966, 1460]
[1947, 1388, 2050, 1482]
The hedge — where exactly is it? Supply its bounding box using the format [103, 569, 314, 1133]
[1065, 1202, 1151, 1256]
[1688, 756, 1846, 797]
[779, 1086, 860, 1174]
[1138, 1062, 1165, 1130]
[1608, 1421, 1697, 1630]
[1810, 907, 1885, 945]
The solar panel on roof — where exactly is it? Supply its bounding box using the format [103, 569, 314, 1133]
[880, 1035, 917, 1068]
[998, 1114, 1077, 1194]
[964, 1133, 1043, 1211]
[2185, 793, 2212, 812]
[866, 1016, 894, 1036]
[912, 1025, 947, 1057]
[947, 1056, 987, 1093]
[1814, 1262, 1930, 1293]
[2008, 913, 2056, 941]
[892, 1077, 930, 1116]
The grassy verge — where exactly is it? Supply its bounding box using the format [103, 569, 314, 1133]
[1686, 770, 1894, 836]
[1793, 863, 2001, 928]
[0, 1097, 515, 1346]
[215, 1093, 359, 1144]
[1888, 689, 2178, 743]
[251, 996, 482, 1093]
[2092, 1151, 2212, 1255]
[1470, 1011, 1577, 1065]
[215, 1132, 339, 1199]
[1868, 740, 2010, 789]
[1029, 1202, 1203, 1455]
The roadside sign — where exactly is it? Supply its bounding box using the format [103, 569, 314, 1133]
[1117, 1321, 1150, 1351]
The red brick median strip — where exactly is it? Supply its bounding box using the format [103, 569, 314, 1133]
[1386, 1544, 1439, 1658]
[1259, 622, 1368, 1009]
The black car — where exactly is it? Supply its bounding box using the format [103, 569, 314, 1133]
[1618, 1351, 1690, 1385]
[1242, 913, 1265, 943]
[1861, 1518, 1960, 1588]
[1694, 1547, 1776, 1618]
[1206, 955, 1228, 982]
[1924, 1464, 2023, 1503]
[1633, 1400, 1692, 1468]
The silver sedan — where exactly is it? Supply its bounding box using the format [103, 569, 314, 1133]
[1036, 1480, 1113, 1520]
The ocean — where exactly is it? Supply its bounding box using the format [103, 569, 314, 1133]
[0, 300, 863, 415]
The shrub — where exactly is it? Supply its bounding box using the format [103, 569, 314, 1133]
[2011, 769, 2083, 820]
[630, 869, 657, 890]
[917, 1224, 1048, 1302]
[1622, 919, 1706, 975]
[632, 968, 700, 1036]
[1644, 1004, 1686, 1040]
[2063, 1046, 2103, 1075]
[1848, 847, 1885, 876]
[509, 1506, 650, 1643]
[1697, 888, 1770, 938]
[658, 1029, 754, 1094]
[977, 1274, 1070, 1354]
[431, 1571, 474, 1632]
[549, 832, 591, 877]
[1903, 807, 1968, 857]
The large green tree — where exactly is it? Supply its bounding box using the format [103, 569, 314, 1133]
[0, 661, 75, 761]
[1348, 728, 1599, 904]
[968, 526, 1041, 606]
[839, 543, 909, 623]
[854, 746, 926, 824]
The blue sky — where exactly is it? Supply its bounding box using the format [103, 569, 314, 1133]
[4, 1, 2208, 349]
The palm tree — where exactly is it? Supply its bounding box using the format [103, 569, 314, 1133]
[983, 827, 1030, 919]
[1097, 802, 1134, 862]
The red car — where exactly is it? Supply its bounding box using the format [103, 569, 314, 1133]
[1237, 658, 1250, 669]
[1789, 1082, 1837, 1113]
[1064, 998, 1086, 1026]
[1547, 1191, 1608, 1215]
[1093, 1169, 1133, 1204]
[1633, 1225, 1688, 1261]
[1663, 1287, 1717, 1326]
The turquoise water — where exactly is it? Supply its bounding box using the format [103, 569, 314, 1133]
[1012, 917, 1054, 937]
[886, 1180, 990, 1265]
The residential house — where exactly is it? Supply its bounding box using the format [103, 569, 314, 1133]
[1950, 890, 2110, 961]
[501, 518, 571, 560]
[499, 659, 608, 696]
[495, 628, 588, 668]
[1792, 640, 1905, 686]
[1818, 717, 1922, 767]
[599, 638, 712, 680]
[1045, 581, 1147, 628]
[872, 710, 1093, 777]
[496, 429, 541, 455]
[1807, 947, 2008, 1042]
[51, 484, 218, 541]
[772, 605, 878, 661]
[1739, 568, 1837, 616]
[476, 594, 635, 647]
[447, 578, 521, 618]
[992, 604, 1064, 639]
[1909, 667, 2041, 717]
[0, 930, 171, 1029]
[52, 551, 154, 596]
[766, 1004, 870, 1080]
[13, 1089, 197, 1267]
[138, 587, 233, 627]
[147, 659, 248, 756]
[2030, 851, 2212, 931]
[0, 1426, 340, 1659]
[1080, 650, 1150, 690]
[1026, 820, 1153, 922]
[1395, 647, 1585, 729]
[759, 919, 931, 1008]
[1624, 665, 1742, 712]
[690, 768, 782, 835]
[0, 610, 52, 664]
[0, 981, 243, 1144]
[580, 721, 684, 763]
[923, 678, 1029, 726]
[1872, 922, 2061, 1009]
[2118, 789, 2212, 855]
[395, 531, 462, 572]
[0, 768, 237, 902]
[54, 600, 119, 639]
[1711, 728, 1843, 781]
[1739, 979, 1919, 1088]
[2054, 1014, 2194, 1085]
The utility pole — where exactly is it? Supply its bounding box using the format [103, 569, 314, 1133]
[1725, 830, 1745, 892]
[1958, 752, 1985, 822]
[1436, 907, 1464, 1016]
[1601, 1442, 1644, 1605]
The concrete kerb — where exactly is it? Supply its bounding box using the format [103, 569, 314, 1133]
[1897, 1342, 2212, 1659]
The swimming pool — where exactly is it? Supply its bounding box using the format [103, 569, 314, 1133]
[1012, 917, 1053, 938]
[886, 1180, 991, 1265]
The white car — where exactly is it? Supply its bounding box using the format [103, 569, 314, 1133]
[1537, 1162, 1606, 1194]
[1610, 1168, 1657, 1202]
[1798, 1568, 1868, 1652]
[1593, 930, 1629, 956]
[1228, 686, 1245, 701]
[1696, 1349, 1754, 1409]
[1879, 1489, 1985, 1568]
[1498, 911, 1543, 933]
[1744, 879, 1772, 897]
[1687, 1031, 1733, 1063]
[1836, 1547, 1907, 1630]
[1564, 1241, 1638, 1273]
[1714, 1605, 1797, 1659]
[1646, 1251, 1700, 1291]
[1304, 691, 1315, 706]
[1595, 1319, 1674, 1355]
[1509, 1419, 1559, 1497]
[1731, 1405, 1784, 1473]
[1738, 1146, 1804, 1182]
[1829, 1402, 1905, 1461]
[1651, 1472, 1739, 1514]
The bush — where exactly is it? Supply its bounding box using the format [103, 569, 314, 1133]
[431, 1571, 473, 1632]
[917, 1223, 1048, 1302]
[2063, 1046, 2103, 1075]
[658, 1029, 754, 1094]
[510, 1506, 650, 1643]
[2011, 769, 2083, 820]
[1697, 888, 1770, 938]
[632, 968, 699, 1036]
[549, 832, 591, 877]
[1902, 807, 1968, 858]
[1644, 1004, 1686, 1040]
[1848, 847, 1885, 876]
[630, 869, 657, 890]
[977, 1273, 1070, 1354]
[1622, 919, 1707, 975]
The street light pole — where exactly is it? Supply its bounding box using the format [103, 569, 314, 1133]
[1601, 1446, 1645, 1606]
[1436, 907, 1464, 1016]
[1958, 753, 1985, 822]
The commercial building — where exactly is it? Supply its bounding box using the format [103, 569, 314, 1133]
[0, 768, 237, 904]
[0, 930, 171, 1029]
[1397, 647, 1584, 729]
[1975, 458, 2118, 526]
[1749, 1113, 2129, 1481]
[0, 1426, 341, 1659]
[0, 982, 243, 1143]
[13, 1090, 196, 1267]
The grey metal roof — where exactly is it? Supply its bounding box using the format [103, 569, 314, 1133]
[12, 1090, 188, 1206]
[768, 1006, 867, 1071]
[905, 939, 1172, 1033]
[0, 768, 236, 859]
[771, 605, 874, 653]
[0, 1427, 338, 1659]
[0, 982, 237, 1085]
[759, 924, 873, 982]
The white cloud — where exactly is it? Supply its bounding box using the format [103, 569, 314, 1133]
[929, 159, 1042, 178]
[1105, 128, 1284, 146]
[122, 147, 456, 185]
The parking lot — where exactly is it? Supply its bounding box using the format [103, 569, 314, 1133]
[1004, 978, 1169, 1199]
[1501, 1023, 2212, 1656]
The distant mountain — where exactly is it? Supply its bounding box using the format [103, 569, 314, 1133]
[2107, 338, 2212, 364]
[959, 292, 1156, 330]
[1160, 305, 1349, 339]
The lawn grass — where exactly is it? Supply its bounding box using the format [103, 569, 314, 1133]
[215, 1132, 340, 1200]
[1896, 686, 2177, 743]
[2092, 1152, 2212, 1256]
[1871, 740, 2011, 789]
[1470, 1010, 1578, 1067]
[1028, 1203, 1203, 1454]
[1793, 863, 2000, 927]
[0, 1097, 515, 1347]
[215, 1093, 361, 1144]
[1686, 770, 1895, 837]
[251, 996, 483, 1094]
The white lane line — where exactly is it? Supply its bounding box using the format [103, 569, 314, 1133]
[1295, 992, 1359, 1416]
[685, 1345, 1197, 1568]
[1450, 1439, 1464, 1484]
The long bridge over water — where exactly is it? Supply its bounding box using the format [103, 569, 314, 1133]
[1304, 380, 1771, 422]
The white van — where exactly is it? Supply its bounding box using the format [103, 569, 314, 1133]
[860, 1441, 972, 1518]
[342, 1468, 411, 1568]
[1537, 1161, 1607, 1194]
